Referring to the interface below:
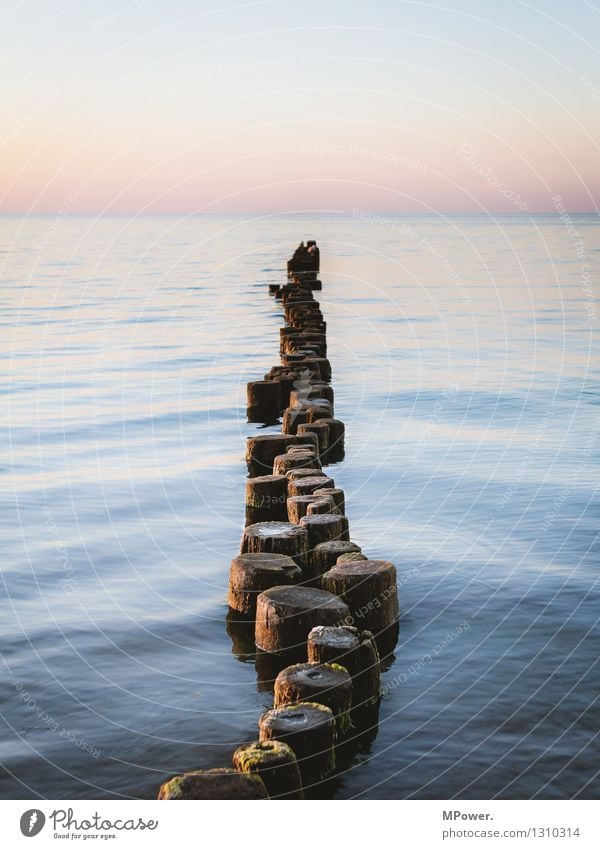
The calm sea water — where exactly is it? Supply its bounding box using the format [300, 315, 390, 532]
[1, 213, 598, 800]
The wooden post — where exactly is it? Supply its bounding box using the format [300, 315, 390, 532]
[287, 494, 336, 524]
[232, 740, 303, 799]
[306, 499, 333, 516]
[313, 486, 345, 514]
[255, 585, 350, 654]
[310, 540, 362, 574]
[247, 433, 319, 477]
[286, 467, 324, 481]
[315, 417, 345, 462]
[300, 514, 344, 573]
[307, 625, 381, 710]
[288, 475, 334, 497]
[282, 407, 309, 435]
[246, 380, 281, 423]
[228, 553, 301, 616]
[273, 451, 319, 475]
[259, 702, 335, 783]
[241, 521, 308, 567]
[245, 474, 288, 523]
[158, 768, 268, 799]
[337, 551, 367, 563]
[321, 560, 399, 653]
[274, 662, 353, 737]
[296, 422, 329, 457]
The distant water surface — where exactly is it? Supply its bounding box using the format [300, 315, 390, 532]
[1, 213, 598, 799]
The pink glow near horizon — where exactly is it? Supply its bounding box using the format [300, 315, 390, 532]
[1, 1, 599, 214]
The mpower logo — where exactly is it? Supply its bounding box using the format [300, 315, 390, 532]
[20, 809, 46, 837]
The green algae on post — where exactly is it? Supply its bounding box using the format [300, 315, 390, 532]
[232, 740, 303, 799]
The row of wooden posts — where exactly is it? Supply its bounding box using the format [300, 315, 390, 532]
[158, 245, 400, 800]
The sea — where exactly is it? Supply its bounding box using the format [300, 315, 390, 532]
[1, 212, 598, 799]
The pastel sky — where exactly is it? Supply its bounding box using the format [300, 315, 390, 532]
[1, 0, 599, 213]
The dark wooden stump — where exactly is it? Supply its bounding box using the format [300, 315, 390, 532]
[305, 402, 334, 423]
[337, 551, 367, 563]
[311, 540, 362, 574]
[321, 560, 399, 652]
[306, 499, 333, 516]
[290, 386, 333, 409]
[307, 625, 381, 711]
[287, 494, 335, 524]
[255, 585, 350, 654]
[228, 553, 301, 615]
[355, 630, 382, 710]
[241, 521, 308, 567]
[246, 433, 319, 477]
[296, 424, 329, 458]
[259, 702, 335, 783]
[158, 768, 268, 799]
[288, 475, 334, 497]
[274, 662, 353, 736]
[307, 625, 360, 676]
[287, 443, 319, 454]
[286, 467, 323, 481]
[282, 407, 308, 435]
[339, 515, 350, 541]
[300, 513, 343, 552]
[232, 740, 303, 799]
[313, 486, 345, 514]
[246, 380, 281, 423]
[315, 417, 345, 462]
[273, 451, 319, 475]
[245, 474, 288, 523]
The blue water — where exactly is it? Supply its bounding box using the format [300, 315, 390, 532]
[1, 213, 598, 799]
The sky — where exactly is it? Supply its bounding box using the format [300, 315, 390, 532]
[1, 0, 599, 213]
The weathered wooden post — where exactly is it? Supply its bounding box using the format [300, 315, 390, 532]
[307, 625, 382, 711]
[232, 740, 303, 799]
[296, 423, 330, 454]
[245, 474, 288, 523]
[246, 380, 281, 423]
[310, 540, 362, 574]
[259, 702, 335, 784]
[255, 585, 349, 655]
[241, 521, 308, 566]
[321, 560, 399, 653]
[158, 768, 268, 799]
[246, 433, 319, 477]
[287, 494, 336, 524]
[274, 662, 353, 736]
[288, 475, 334, 497]
[228, 553, 301, 616]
